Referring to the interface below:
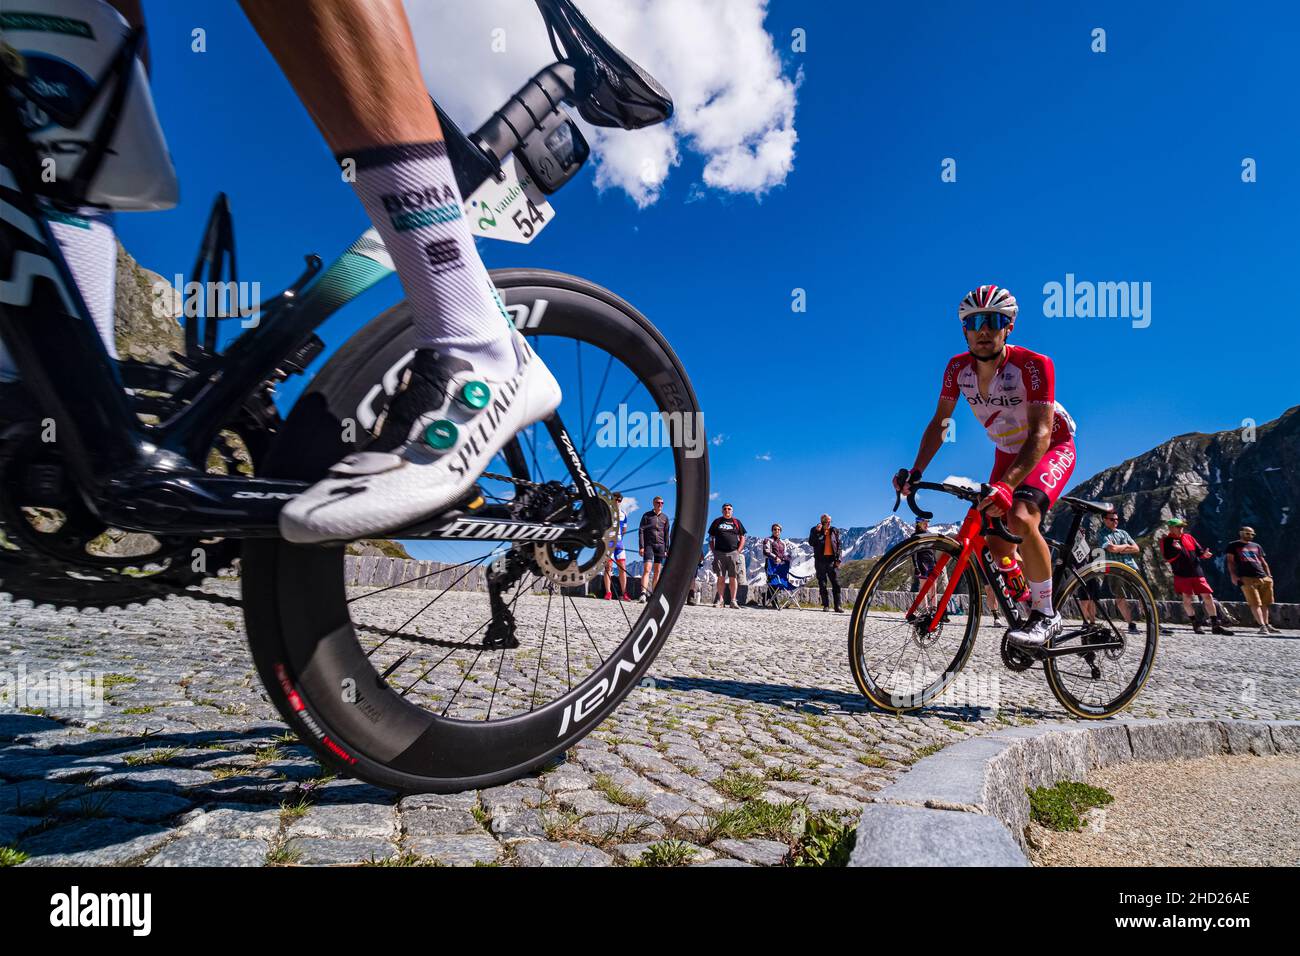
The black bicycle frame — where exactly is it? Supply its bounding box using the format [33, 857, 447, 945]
[0, 52, 597, 539]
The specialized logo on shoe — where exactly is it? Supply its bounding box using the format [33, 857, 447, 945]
[382, 185, 463, 232]
[445, 360, 528, 480]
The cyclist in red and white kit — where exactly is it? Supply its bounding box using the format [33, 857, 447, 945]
[894, 285, 1077, 648]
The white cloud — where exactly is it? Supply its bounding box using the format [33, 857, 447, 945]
[755, 452, 772, 461]
[710, 433, 727, 446]
[402, 0, 798, 206]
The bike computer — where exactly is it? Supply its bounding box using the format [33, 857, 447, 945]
[517, 106, 590, 194]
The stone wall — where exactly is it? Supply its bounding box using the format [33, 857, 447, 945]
[344, 556, 1299, 627]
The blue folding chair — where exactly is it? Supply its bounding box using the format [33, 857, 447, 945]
[763, 556, 807, 611]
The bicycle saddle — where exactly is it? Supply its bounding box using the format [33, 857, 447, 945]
[534, 0, 673, 130]
[1060, 495, 1114, 516]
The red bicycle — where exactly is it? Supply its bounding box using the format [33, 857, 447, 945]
[848, 478, 1159, 718]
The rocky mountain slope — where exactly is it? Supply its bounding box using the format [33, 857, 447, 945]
[1051, 405, 1299, 602]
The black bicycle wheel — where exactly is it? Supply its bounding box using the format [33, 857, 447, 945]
[1047, 561, 1159, 718]
[242, 269, 708, 792]
[847, 535, 981, 712]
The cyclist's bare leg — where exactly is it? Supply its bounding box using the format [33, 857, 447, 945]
[240, 0, 561, 543]
[999, 499, 1054, 617]
[238, 0, 438, 155]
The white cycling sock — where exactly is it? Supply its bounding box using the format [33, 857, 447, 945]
[1029, 578, 1054, 616]
[0, 207, 117, 383]
[342, 142, 517, 380]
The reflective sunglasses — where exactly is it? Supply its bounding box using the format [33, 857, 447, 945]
[961, 311, 1013, 332]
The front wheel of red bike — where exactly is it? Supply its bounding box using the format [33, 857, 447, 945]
[847, 534, 981, 712]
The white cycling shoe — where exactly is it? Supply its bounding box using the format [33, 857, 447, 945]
[1005, 609, 1064, 649]
[279, 330, 561, 544]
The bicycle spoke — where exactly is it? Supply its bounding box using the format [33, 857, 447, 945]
[530, 583, 556, 710]
[605, 447, 668, 494]
[580, 352, 615, 454]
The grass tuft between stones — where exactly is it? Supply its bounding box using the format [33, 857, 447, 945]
[1028, 780, 1114, 832]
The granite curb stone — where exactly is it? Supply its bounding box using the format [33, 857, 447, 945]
[853, 719, 1300, 866]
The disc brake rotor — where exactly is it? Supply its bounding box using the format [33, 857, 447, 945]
[531, 481, 618, 587]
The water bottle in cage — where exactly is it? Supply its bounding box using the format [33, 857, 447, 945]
[998, 554, 1029, 603]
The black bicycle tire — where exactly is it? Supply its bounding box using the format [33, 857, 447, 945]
[1046, 561, 1159, 719]
[241, 269, 708, 792]
[847, 534, 981, 713]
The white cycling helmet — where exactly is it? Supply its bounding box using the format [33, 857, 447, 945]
[958, 285, 1018, 323]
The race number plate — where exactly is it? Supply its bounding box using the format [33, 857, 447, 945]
[464, 155, 555, 244]
[1070, 534, 1092, 565]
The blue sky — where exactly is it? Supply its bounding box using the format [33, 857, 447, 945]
[115, 0, 1299, 534]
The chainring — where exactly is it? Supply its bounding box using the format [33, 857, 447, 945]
[999, 629, 1036, 672]
[0, 424, 248, 610]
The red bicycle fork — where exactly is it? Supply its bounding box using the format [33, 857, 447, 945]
[905, 508, 987, 634]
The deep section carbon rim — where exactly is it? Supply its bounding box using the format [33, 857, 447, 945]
[1046, 562, 1159, 718]
[242, 270, 707, 791]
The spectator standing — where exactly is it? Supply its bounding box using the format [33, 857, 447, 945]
[1160, 517, 1233, 635]
[808, 513, 843, 612]
[1226, 526, 1282, 634]
[602, 492, 630, 601]
[708, 503, 747, 609]
[1081, 508, 1140, 634]
[638, 496, 671, 603]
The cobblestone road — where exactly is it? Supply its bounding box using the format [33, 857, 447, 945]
[2, 584, 1296, 867]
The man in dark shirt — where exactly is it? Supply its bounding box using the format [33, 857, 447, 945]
[1160, 518, 1233, 635]
[638, 496, 671, 603]
[808, 513, 843, 612]
[708, 503, 747, 609]
[1226, 526, 1280, 634]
